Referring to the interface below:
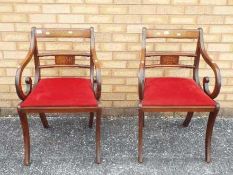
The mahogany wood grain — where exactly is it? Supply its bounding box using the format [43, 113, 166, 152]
[146, 29, 199, 39]
[145, 64, 195, 69]
[146, 51, 196, 57]
[160, 55, 179, 65]
[39, 113, 49, 128]
[89, 112, 94, 128]
[38, 51, 90, 57]
[55, 55, 75, 65]
[138, 109, 143, 163]
[17, 109, 30, 166]
[138, 27, 221, 163]
[35, 28, 91, 38]
[15, 27, 102, 166]
[182, 112, 194, 127]
[205, 103, 220, 163]
[199, 28, 221, 99]
[96, 109, 101, 164]
[39, 64, 90, 69]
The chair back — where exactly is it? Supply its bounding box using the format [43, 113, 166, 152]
[142, 28, 201, 71]
[29, 27, 96, 82]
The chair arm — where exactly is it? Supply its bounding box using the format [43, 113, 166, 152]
[91, 48, 101, 100]
[15, 28, 36, 101]
[138, 49, 146, 101]
[200, 48, 221, 99]
[15, 50, 34, 100]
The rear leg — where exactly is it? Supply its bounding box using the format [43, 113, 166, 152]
[142, 112, 145, 127]
[182, 112, 194, 127]
[89, 112, 94, 128]
[39, 113, 49, 128]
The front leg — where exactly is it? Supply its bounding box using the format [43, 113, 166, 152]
[18, 109, 30, 166]
[96, 109, 101, 164]
[138, 108, 144, 163]
[205, 104, 220, 163]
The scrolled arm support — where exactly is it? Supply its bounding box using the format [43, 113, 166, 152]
[15, 51, 34, 100]
[25, 76, 32, 95]
[200, 47, 221, 99]
[138, 49, 146, 101]
[91, 49, 101, 100]
[198, 28, 221, 99]
[15, 28, 36, 101]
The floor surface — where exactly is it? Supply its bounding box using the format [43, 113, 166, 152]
[0, 115, 233, 175]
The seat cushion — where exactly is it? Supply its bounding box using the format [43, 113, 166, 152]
[21, 78, 97, 108]
[142, 77, 215, 107]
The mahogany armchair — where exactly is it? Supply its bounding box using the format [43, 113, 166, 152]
[15, 27, 101, 165]
[138, 28, 221, 163]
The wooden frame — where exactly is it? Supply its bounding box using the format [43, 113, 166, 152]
[15, 27, 102, 165]
[138, 27, 221, 163]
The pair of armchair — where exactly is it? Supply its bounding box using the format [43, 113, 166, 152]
[16, 27, 221, 165]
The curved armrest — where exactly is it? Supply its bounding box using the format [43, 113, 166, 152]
[91, 49, 101, 100]
[138, 49, 146, 101]
[200, 49, 221, 99]
[15, 50, 34, 100]
[199, 28, 221, 99]
[15, 28, 36, 100]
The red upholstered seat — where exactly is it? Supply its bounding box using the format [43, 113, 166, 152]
[142, 77, 215, 107]
[21, 78, 97, 108]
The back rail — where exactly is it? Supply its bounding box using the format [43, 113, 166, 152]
[34, 28, 91, 38]
[146, 29, 199, 39]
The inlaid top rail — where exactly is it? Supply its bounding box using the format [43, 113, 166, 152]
[146, 51, 197, 57]
[38, 51, 90, 57]
[35, 28, 91, 38]
[146, 29, 199, 39]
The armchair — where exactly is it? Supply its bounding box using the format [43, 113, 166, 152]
[15, 27, 102, 165]
[138, 27, 221, 163]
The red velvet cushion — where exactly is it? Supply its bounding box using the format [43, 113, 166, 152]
[21, 78, 97, 108]
[142, 77, 215, 106]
